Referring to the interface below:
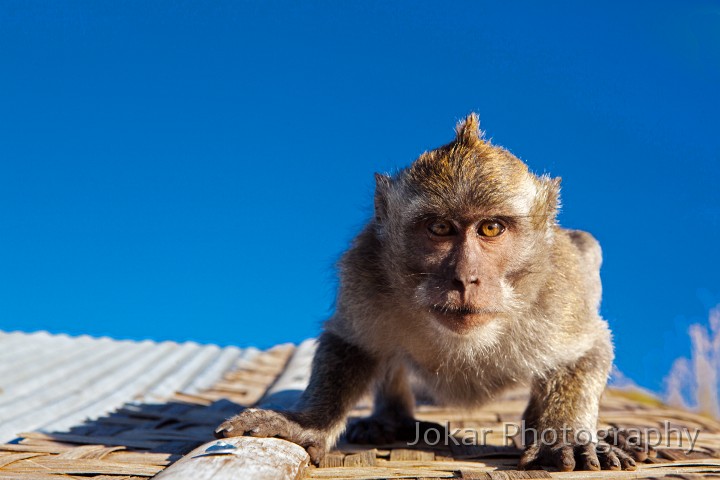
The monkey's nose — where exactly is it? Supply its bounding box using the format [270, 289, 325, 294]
[453, 275, 480, 289]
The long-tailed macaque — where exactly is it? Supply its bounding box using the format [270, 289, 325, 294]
[216, 114, 651, 471]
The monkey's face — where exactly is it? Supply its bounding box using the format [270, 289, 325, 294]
[399, 210, 527, 334]
[386, 169, 559, 335]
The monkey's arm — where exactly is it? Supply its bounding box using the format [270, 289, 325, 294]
[215, 331, 378, 464]
[519, 337, 610, 471]
[519, 337, 652, 471]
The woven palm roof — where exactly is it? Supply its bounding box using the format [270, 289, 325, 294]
[1, 330, 720, 479]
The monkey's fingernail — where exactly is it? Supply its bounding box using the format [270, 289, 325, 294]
[251, 427, 260, 433]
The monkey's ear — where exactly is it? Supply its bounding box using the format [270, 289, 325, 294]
[374, 173, 391, 223]
[542, 176, 562, 215]
[455, 113, 482, 144]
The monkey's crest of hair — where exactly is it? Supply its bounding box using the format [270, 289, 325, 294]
[375, 113, 561, 235]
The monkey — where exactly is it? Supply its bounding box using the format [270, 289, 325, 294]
[215, 114, 653, 471]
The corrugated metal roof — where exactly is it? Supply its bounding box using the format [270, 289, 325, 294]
[0, 330, 243, 442]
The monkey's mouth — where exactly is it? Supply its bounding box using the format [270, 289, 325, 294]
[431, 304, 498, 316]
[430, 304, 500, 331]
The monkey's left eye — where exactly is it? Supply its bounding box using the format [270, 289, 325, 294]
[478, 220, 505, 237]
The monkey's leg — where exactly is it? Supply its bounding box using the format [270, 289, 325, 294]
[518, 338, 649, 472]
[215, 331, 378, 464]
[346, 363, 444, 445]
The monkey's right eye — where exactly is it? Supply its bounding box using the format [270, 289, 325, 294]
[427, 219, 454, 237]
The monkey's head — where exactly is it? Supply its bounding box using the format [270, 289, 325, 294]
[373, 114, 560, 335]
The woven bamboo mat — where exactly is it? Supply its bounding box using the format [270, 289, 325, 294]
[2, 339, 720, 479]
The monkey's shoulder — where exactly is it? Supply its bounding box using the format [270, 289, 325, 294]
[551, 227, 602, 274]
[562, 228, 602, 268]
[541, 228, 607, 338]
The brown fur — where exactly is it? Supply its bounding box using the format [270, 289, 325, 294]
[216, 114, 649, 471]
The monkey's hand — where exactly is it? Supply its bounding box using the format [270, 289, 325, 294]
[214, 408, 328, 464]
[346, 415, 445, 445]
[518, 427, 656, 472]
[599, 427, 657, 464]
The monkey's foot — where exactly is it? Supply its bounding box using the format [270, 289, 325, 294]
[346, 415, 445, 445]
[214, 408, 327, 464]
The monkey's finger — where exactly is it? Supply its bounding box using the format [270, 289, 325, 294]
[612, 446, 637, 471]
[243, 416, 291, 438]
[629, 445, 648, 462]
[214, 408, 259, 435]
[608, 427, 644, 456]
[647, 444, 658, 458]
[215, 409, 290, 438]
[552, 445, 576, 472]
[635, 442, 657, 460]
[603, 427, 628, 447]
[606, 427, 654, 462]
[214, 420, 238, 438]
[576, 443, 600, 471]
[306, 444, 325, 465]
[517, 444, 542, 470]
[628, 442, 657, 461]
[598, 448, 621, 471]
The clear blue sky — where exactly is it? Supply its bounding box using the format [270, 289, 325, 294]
[1, 1, 718, 392]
